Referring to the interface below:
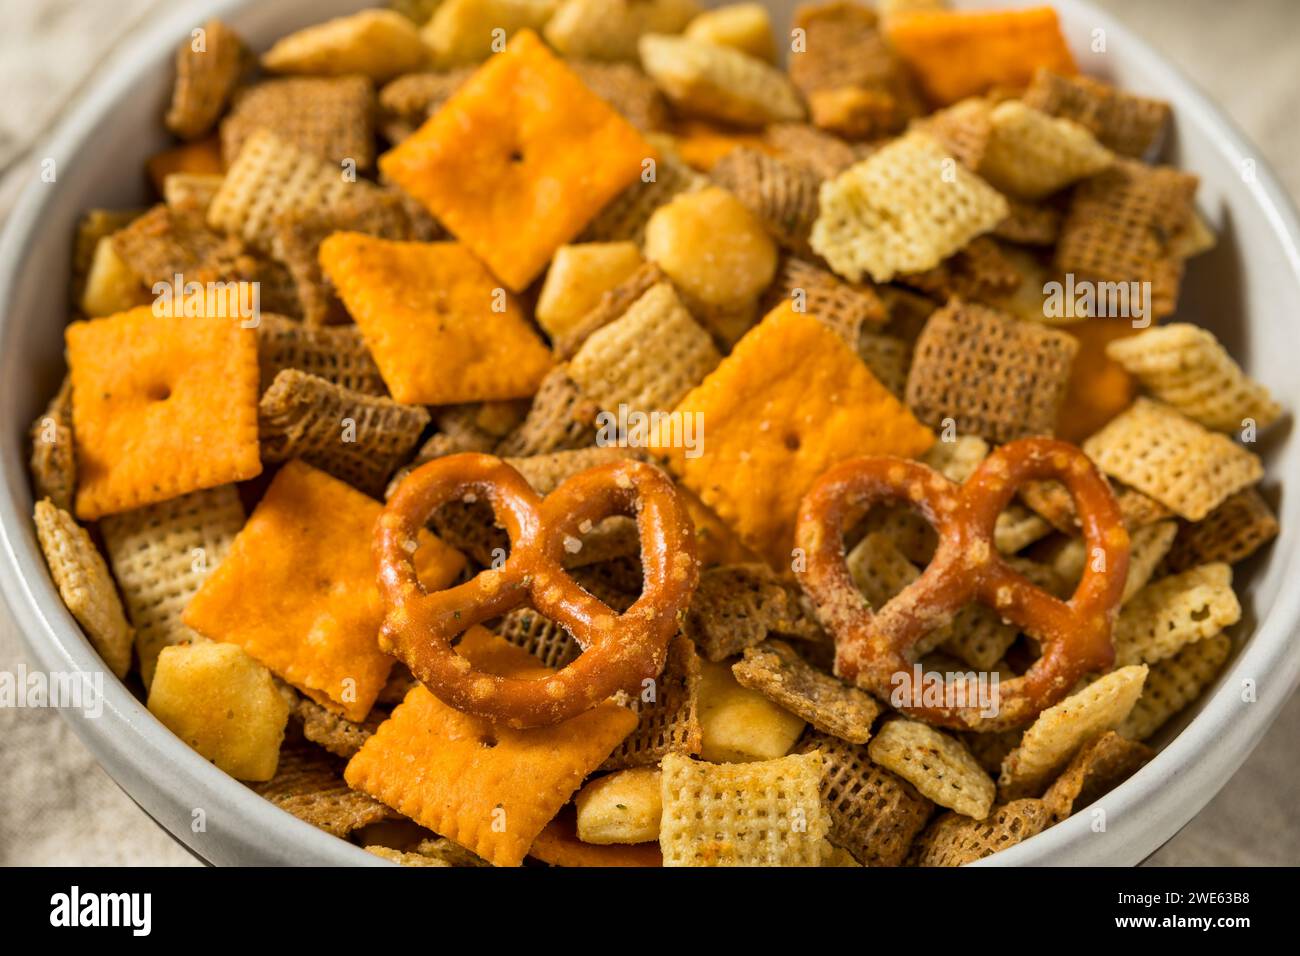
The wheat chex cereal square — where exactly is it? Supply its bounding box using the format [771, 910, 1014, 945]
[682, 563, 820, 662]
[379, 30, 653, 291]
[567, 60, 670, 133]
[710, 148, 822, 255]
[164, 18, 249, 141]
[66, 306, 261, 520]
[810, 132, 1009, 283]
[183, 460, 463, 721]
[320, 233, 552, 404]
[253, 739, 397, 835]
[1119, 633, 1231, 741]
[567, 282, 720, 415]
[345, 628, 637, 866]
[910, 798, 1050, 867]
[1040, 730, 1152, 822]
[221, 76, 376, 171]
[111, 203, 252, 289]
[1023, 68, 1171, 159]
[1082, 398, 1263, 521]
[28, 376, 76, 513]
[905, 298, 1078, 443]
[800, 730, 934, 866]
[494, 366, 601, 457]
[256, 313, 386, 396]
[761, 255, 887, 349]
[733, 640, 881, 745]
[659, 750, 828, 866]
[1055, 159, 1198, 319]
[655, 304, 933, 569]
[100, 483, 245, 686]
[33, 499, 133, 678]
[1164, 487, 1279, 573]
[602, 634, 703, 770]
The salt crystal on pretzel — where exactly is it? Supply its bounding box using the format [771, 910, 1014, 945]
[1119, 632, 1231, 741]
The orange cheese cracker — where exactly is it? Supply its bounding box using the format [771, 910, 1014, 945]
[345, 628, 638, 867]
[654, 303, 934, 569]
[319, 233, 552, 404]
[1056, 317, 1140, 444]
[378, 30, 654, 291]
[66, 305, 261, 520]
[886, 7, 1077, 106]
[183, 460, 464, 721]
[529, 807, 663, 867]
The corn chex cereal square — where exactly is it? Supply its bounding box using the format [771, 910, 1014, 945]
[345, 627, 637, 867]
[1082, 398, 1262, 522]
[905, 299, 1078, 444]
[655, 304, 934, 569]
[320, 233, 552, 404]
[379, 30, 653, 291]
[659, 751, 828, 866]
[810, 132, 1009, 283]
[261, 9, 430, 82]
[977, 100, 1114, 201]
[66, 306, 261, 520]
[183, 460, 464, 721]
[1023, 68, 1171, 160]
[867, 718, 994, 819]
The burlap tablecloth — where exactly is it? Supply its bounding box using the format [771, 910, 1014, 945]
[1, 0, 1296, 866]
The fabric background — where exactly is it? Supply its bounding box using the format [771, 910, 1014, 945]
[0, 0, 1296, 866]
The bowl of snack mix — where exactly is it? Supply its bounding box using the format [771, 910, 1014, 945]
[1, 0, 1297, 867]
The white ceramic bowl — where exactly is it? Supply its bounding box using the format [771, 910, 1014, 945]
[1, 0, 1297, 866]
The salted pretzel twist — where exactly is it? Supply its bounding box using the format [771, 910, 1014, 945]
[796, 438, 1130, 732]
[375, 453, 699, 728]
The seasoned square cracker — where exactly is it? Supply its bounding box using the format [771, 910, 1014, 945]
[100, 484, 245, 686]
[33, 499, 133, 678]
[810, 132, 1009, 283]
[1082, 398, 1262, 521]
[654, 304, 933, 568]
[320, 233, 552, 404]
[66, 306, 261, 519]
[733, 639, 880, 744]
[659, 751, 828, 866]
[345, 628, 637, 866]
[380, 30, 653, 291]
[183, 461, 463, 721]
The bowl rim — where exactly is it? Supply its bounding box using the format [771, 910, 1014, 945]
[0, 0, 1298, 867]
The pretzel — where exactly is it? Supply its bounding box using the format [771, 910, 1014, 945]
[376, 453, 699, 729]
[796, 438, 1129, 732]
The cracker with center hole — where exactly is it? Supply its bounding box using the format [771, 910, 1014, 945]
[1105, 323, 1281, 433]
[811, 132, 1009, 283]
[1055, 159, 1198, 319]
[345, 628, 637, 867]
[905, 298, 1077, 443]
[683, 563, 822, 662]
[530, 806, 663, 867]
[1023, 68, 1171, 159]
[380, 31, 652, 291]
[602, 634, 703, 770]
[638, 33, 804, 128]
[993, 195, 1062, 245]
[710, 147, 822, 254]
[28, 377, 76, 513]
[1119, 632, 1231, 741]
[998, 664, 1148, 799]
[208, 129, 381, 256]
[256, 314, 386, 396]
[760, 255, 887, 350]
[100, 484, 244, 686]
[1164, 487, 1278, 573]
[1041, 730, 1152, 822]
[183, 461, 463, 720]
[293, 693, 385, 759]
[733, 640, 881, 745]
[262, 9, 430, 81]
[655, 304, 933, 568]
[568, 59, 670, 132]
[580, 150, 706, 246]
[897, 236, 1022, 303]
[799, 730, 934, 866]
[494, 367, 601, 457]
[1113, 562, 1240, 667]
[567, 282, 720, 415]
[763, 122, 862, 180]
[149, 642, 289, 781]
[253, 739, 398, 835]
[165, 19, 249, 140]
[33, 500, 133, 679]
[1120, 520, 1179, 604]
[910, 798, 1050, 866]
[320, 234, 552, 404]
[1082, 398, 1262, 521]
[221, 76, 375, 170]
[868, 718, 995, 819]
[977, 100, 1113, 201]
[659, 751, 828, 866]
[67, 307, 260, 520]
[885, 6, 1076, 106]
[258, 369, 429, 497]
